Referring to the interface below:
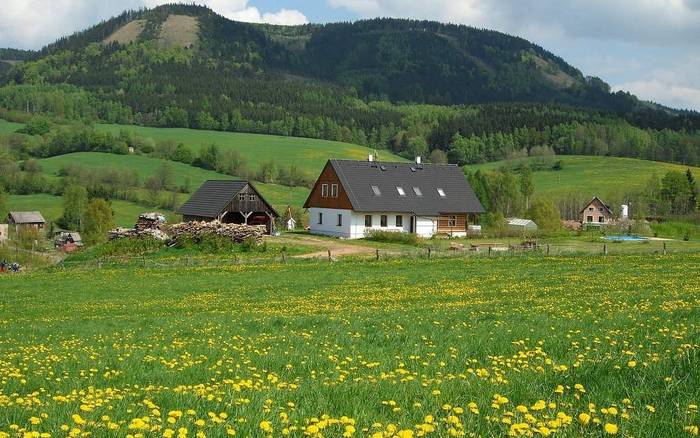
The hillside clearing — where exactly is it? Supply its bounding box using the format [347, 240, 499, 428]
[103, 19, 146, 45]
[0, 255, 698, 436]
[158, 15, 199, 48]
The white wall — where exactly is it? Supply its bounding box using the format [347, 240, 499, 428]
[308, 209, 439, 239]
[307, 208, 353, 237]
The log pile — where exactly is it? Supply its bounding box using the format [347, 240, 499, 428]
[109, 227, 169, 241]
[166, 221, 266, 244]
[136, 212, 167, 231]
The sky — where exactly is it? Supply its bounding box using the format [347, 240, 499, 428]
[1, 0, 699, 111]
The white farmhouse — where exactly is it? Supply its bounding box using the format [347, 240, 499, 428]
[303, 157, 484, 239]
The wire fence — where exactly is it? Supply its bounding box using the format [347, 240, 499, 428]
[35, 239, 696, 273]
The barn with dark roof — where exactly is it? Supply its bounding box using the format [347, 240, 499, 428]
[177, 180, 279, 234]
[303, 157, 485, 238]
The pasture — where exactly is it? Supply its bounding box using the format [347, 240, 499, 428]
[0, 254, 698, 437]
[466, 155, 700, 201]
[96, 123, 406, 176]
[36, 152, 310, 210]
[7, 194, 177, 228]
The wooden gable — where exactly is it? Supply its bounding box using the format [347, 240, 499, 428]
[303, 161, 354, 210]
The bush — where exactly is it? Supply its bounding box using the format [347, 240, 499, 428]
[364, 230, 420, 245]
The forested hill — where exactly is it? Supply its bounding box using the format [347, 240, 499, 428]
[0, 3, 644, 110]
[1, 3, 699, 168]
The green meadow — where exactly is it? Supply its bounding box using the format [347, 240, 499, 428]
[0, 254, 698, 436]
[36, 152, 310, 210]
[7, 194, 177, 228]
[466, 155, 700, 201]
[96, 123, 406, 176]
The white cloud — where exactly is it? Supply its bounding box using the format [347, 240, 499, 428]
[0, 0, 308, 50]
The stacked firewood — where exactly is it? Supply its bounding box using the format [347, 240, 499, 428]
[135, 212, 167, 232]
[166, 221, 266, 244]
[108, 227, 170, 241]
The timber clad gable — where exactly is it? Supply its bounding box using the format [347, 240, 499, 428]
[303, 162, 353, 210]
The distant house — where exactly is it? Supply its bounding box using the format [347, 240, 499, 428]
[507, 218, 538, 233]
[581, 197, 613, 225]
[7, 211, 46, 231]
[54, 231, 83, 252]
[177, 180, 279, 234]
[303, 157, 484, 239]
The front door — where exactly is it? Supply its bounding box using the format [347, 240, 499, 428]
[409, 216, 415, 233]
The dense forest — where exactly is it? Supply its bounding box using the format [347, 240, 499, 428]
[1, 3, 699, 168]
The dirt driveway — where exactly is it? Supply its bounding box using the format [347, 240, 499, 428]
[269, 234, 378, 259]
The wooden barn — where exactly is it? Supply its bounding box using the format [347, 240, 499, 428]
[8, 211, 46, 232]
[176, 180, 279, 234]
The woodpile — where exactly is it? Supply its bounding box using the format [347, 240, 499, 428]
[166, 221, 266, 244]
[135, 212, 166, 231]
[109, 227, 169, 241]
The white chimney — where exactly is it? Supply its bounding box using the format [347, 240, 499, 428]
[368, 154, 374, 162]
[415, 156, 422, 164]
[621, 204, 629, 219]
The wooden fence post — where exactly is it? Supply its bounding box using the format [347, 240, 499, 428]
[662, 242, 667, 255]
[488, 245, 492, 256]
[327, 249, 331, 261]
[428, 247, 431, 258]
[603, 244, 607, 255]
[281, 250, 286, 263]
[376, 248, 380, 261]
[546, 244, 550, 256]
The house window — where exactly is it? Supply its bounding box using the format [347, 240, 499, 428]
[380, 215, 388, 227]
[321, 184, 329, 197]
[337, 213, 342, 226]
[318, 212, 323, 224]
[248, 194, 256, 201]
[331, 184, 338, 198]
[587, 216, 593, 222]
[238, 193, 246, 201]
[437, 188, 446, 197]
[448, 215, 457, 227]
[396, 186, 406, 196]
[413, 187, 423, 196]
[599, 208, 604, 212]
[599, 216, 605, 223]
[365, 215, 372, 227]
[589, 207, 594, 211]
[395, 215, 403, 227]
[371, 185, 381, 196]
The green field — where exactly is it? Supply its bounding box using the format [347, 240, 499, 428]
[0, 118, 22, 134]
[7, 194, 176, 227]
[36, 152, 310, 209]
[96, 123, 406, 176]
[0, 255, 698, 436]
[467, 155, 700, 201]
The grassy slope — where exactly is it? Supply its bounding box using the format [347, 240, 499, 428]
[0, 255, 698, 436]
[0, 118, 22, 134]
[96, 123, 406, 175]
[36, 152, 309, 209]
[7, 194, 177, 227]
[466, 155, 700, 200]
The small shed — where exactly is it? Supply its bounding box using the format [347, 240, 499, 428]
[507, 218, 538, 232]
[285, 206, 296, 230]
[177, 180, 279, 234]
[8, 211, 46, 231]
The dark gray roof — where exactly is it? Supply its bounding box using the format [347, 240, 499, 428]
[8, 211, 45, 224]
[328, 159, 484, 215]
[176, 180, 249, 218]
